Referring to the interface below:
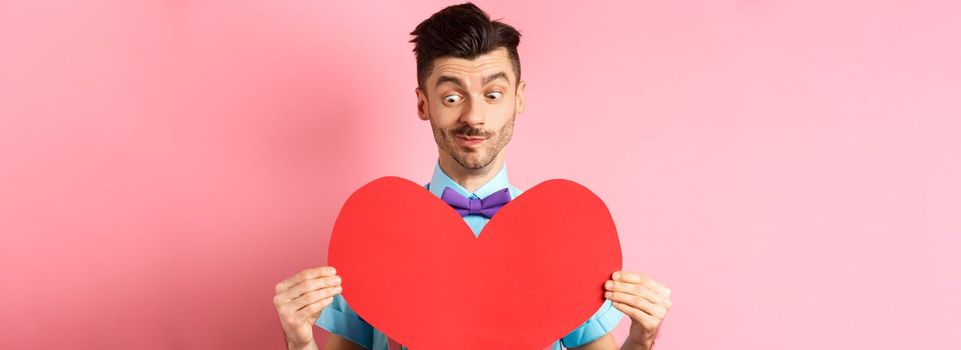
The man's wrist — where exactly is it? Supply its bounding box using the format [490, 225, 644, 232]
[286, 339, 319, 350]
[622, 333, 654, 350]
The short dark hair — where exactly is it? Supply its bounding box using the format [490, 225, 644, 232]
[409, 2, 522, 90]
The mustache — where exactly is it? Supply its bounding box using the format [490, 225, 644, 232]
[450, 125, 492, 138]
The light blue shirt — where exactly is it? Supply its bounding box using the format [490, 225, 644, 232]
[317, 161, 624, 349]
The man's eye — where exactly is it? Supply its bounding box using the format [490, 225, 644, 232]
[486, 92, 503, 100]
[444, 95, 462, 103]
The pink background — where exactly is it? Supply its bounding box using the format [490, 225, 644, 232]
[1, 0, 959, 348]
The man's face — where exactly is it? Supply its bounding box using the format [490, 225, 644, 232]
[416, 47, 526, 170]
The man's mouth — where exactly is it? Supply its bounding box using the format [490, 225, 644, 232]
[456, 135, 487, 147]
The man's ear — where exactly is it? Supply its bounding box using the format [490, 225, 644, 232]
[515, 80, 526, 114]
[415, 87, 429, 121]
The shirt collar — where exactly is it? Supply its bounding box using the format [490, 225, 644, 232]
[427, 160, 511, 199]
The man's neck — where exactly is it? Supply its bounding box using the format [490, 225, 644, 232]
[437, 153, 505, 193]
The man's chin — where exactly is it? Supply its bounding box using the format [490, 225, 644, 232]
[453, 154, 492, 170]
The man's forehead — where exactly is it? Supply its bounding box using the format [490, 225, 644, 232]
[428, 48, 515, 85]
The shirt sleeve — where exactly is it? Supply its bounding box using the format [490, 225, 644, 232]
[560, 299, 625, 348]
[315, 294, 374, 349]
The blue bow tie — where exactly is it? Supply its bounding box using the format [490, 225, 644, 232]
[440, 187, 512, 218]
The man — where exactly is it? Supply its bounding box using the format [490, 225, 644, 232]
[273, 3, 672, 349]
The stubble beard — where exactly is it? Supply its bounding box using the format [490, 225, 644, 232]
[431, 113, 515, 170]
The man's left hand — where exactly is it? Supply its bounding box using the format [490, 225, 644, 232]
[604, 271, 672, 350]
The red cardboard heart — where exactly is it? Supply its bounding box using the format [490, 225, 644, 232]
[328, 177, 622, 350]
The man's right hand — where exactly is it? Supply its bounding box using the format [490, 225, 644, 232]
[274, 266, 343, 349]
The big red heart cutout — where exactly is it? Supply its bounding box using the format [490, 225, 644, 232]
[328, 177, 622, 349]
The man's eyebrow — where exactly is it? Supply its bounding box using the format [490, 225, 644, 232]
[434, 72, 511, 89]
[483, 72, 510, 86]
[435, 75, 464, 89]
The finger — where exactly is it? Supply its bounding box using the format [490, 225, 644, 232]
[612, 301, 661, 331]
[297, 297, 334, 322]
[275, 266, 337, 293]
[605, 291, 668, 319]
[605, 280, 672, 308]
[309, 308, 324, 323]
[613, 271, 671, 298]
[291, 285, 343, 311]
[283, 275, 342, 301]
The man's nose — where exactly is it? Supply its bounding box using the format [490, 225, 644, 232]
[459, 95, 486, 126]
